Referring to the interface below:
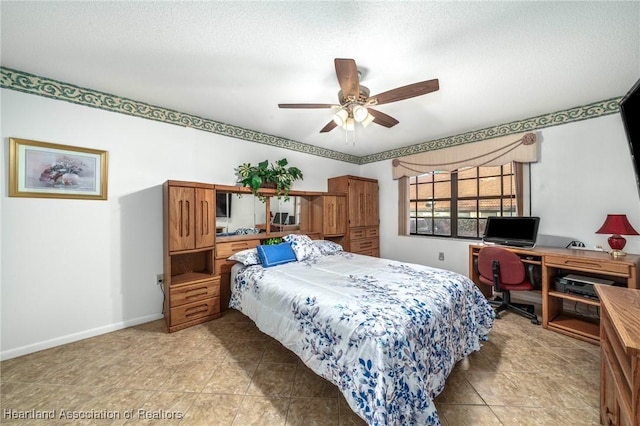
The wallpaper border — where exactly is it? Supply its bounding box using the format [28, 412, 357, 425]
[360, 97, 622, 164]
[1, 67, 621, 165]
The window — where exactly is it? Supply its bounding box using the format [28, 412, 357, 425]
[408, 163, 522, 239]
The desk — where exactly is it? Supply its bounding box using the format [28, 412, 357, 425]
[469, 244, 640, 344]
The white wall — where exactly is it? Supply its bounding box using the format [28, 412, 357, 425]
[5, 87, 638, 360]
[363, 113, 640, 275]
[0, 89, 359, 359]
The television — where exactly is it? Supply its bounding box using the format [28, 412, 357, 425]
[483, 216, 540, 248]
[620, 77, 640, 199]
[216, 192, 231, 218]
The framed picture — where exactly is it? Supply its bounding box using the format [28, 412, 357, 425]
[9, 138, 108, 200]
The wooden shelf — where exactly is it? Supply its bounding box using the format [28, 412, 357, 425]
[548, 313, 600, 343]
[548, 290, 601, 306]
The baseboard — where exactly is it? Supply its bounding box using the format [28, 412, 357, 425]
[0, 313, 163, 361]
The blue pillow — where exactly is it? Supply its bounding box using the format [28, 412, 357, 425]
[256, 242, 297, 267]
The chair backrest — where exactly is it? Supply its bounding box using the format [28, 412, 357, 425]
[478, 246, 526, 286]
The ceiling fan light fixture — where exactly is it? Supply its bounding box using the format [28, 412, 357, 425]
[278, 58, 440, 137]
[352, 105, 368, 122]
[361, 113, 375, 128]
[332, 108, 348, 126]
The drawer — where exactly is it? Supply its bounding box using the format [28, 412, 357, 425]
[351, 238, 379, 253]
[216, 240, 259, 259]
[350, 228, 367, 240]
[350, 227, 378, 240]
[355, 248, 380, 257]
[215, 258, 238, 275]
[170, 297, 220, 325]
[545, 255, 630, 275]
[366, 227, 379, 238]
[170, 278, 220, 307]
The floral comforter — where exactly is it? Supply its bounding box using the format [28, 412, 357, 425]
[229, 252, 495, 425]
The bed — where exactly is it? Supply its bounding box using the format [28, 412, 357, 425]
[228, 237, 495, 426]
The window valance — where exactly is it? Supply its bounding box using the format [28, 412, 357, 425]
[392, 132, 538, 179]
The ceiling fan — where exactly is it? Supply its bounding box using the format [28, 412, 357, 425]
[278, 58, 439, 133]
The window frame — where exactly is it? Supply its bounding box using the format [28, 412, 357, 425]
[405, 162, 524, 240]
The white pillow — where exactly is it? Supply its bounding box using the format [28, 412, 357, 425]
[228, 248, 261, 266]
[313, 240, 344, 255]
[283, 234, 322, 261]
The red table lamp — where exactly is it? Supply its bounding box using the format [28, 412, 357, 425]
[595, 214, 639, 257]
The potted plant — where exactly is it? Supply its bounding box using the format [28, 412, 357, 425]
[236, 158, 303, 201]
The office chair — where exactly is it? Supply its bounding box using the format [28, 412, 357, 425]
[478, 246, 541, 324]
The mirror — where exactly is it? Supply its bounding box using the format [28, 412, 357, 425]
[215, 191, 313, 238]
[270, 196, 298, 225]
[267, 196, 304, 233]
[215, 192, 266, 237]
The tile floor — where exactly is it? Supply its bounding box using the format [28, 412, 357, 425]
[1, 308, 600, 425]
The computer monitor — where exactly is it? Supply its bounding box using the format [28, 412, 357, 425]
[483, 216, 540, 248]
[272, 212, 288, 225]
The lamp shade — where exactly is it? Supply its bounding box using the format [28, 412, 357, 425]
[352, 105, 368, 122]
[595, 214, 639, 236]
[332, 108, 348, 126]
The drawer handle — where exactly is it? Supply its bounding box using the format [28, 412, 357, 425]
[562, 259, 603, 269]
[185, 288, 208, 299]
[185, 304, 209, 317]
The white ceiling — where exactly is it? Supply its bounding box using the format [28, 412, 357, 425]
[1, 1, 639, 158]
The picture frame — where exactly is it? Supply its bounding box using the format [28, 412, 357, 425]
[9, 138, 108, 200]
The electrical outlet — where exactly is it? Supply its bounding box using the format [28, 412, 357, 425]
[156, 273, 164, 286]
[438, 252, 445, 261]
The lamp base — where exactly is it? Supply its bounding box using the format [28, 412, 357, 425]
[609, 249, 627, 257]
[607, 234, 627, 257]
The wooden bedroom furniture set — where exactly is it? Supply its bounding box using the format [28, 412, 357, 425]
[163, 175, 639, 425]
[162, 175, 378, 332]
[470, 245, 640, 425]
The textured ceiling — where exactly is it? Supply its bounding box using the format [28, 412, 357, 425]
[1, 1, 639, 158]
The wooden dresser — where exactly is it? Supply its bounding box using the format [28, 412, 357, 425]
[163, 180, 221, 332]
[596, 285, 640, 426]
[327, 175, 379, 256]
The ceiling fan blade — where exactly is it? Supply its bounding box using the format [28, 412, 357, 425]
[367, 108, 399, 128]
[334, 58, 359, 100]
[278, 103, 335, 109]
[370, 78, 439, 106]
[320, 120, 338, 133]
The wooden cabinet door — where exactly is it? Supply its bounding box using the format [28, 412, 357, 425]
[323, 195, 347, 236]
[364, 180, 379, 227]
[348, 179, 367, 227]
[195, 188, 215, 249]
[168, 186, 196, 251]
